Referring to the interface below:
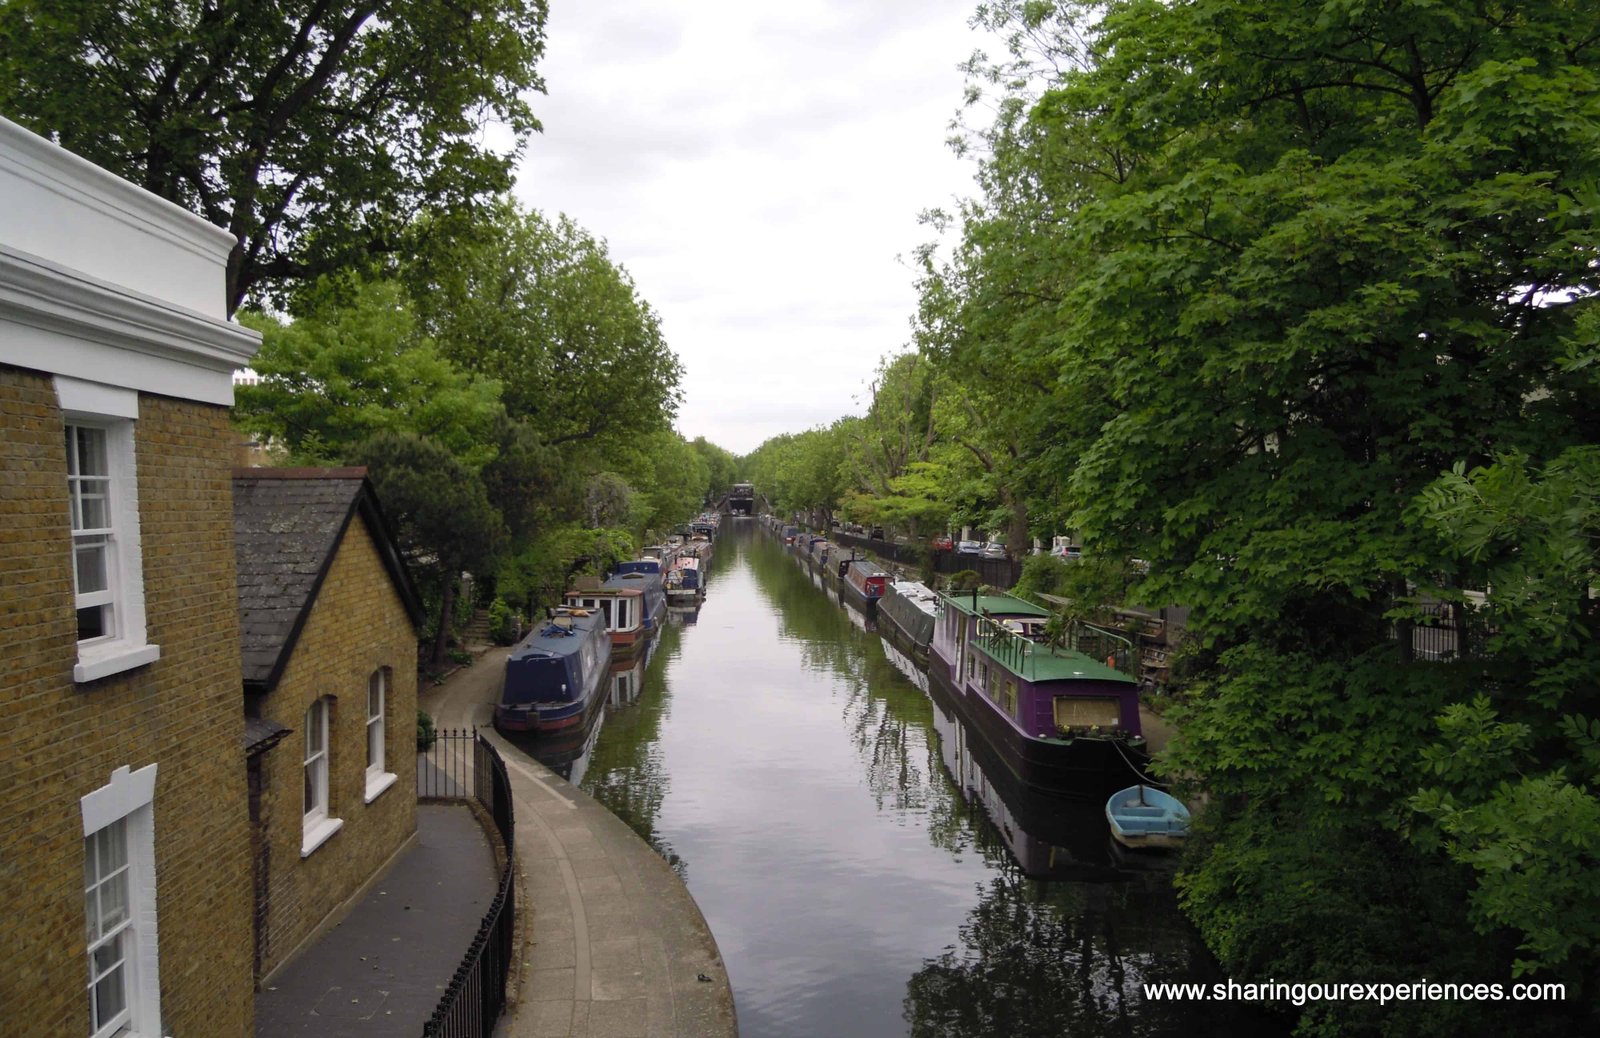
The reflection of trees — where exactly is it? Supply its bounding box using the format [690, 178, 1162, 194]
[581, 621, 687, 877]
[748, 534, 966, 821]
[904, 869, 1281, 1038]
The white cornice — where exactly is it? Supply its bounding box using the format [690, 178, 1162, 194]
[0, 245, 261, 405]
[0, 116, 234, 264]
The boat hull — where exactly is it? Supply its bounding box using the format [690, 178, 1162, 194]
[1106, 784, 1189, 851]
[928, 652, 1150, 800]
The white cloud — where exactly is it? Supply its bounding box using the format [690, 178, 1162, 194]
[513, 0, 988, 454]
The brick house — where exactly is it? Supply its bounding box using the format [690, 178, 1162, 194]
[0, 116, 262, 1036]
[232, 468, 424, 982]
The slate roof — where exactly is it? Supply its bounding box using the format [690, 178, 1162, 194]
[233, 467, 424, 694]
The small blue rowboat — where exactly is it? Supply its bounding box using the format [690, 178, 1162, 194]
[1106, 784, 1190, 850]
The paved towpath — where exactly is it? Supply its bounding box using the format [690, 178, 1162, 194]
[421, 649, 738, 1038]
[254, 803, 497, 1036]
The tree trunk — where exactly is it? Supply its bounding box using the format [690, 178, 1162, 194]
[431, 567, 459, 668]
[1007, 492, 1029, 562]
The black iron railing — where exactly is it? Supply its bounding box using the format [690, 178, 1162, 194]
[419, 730, 516, 1038]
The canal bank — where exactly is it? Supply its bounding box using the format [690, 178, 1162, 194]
[420, 651, 737, 1038]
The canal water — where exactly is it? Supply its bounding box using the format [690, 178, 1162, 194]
[527, 523, 1265, 1037]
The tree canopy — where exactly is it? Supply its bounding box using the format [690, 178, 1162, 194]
[0, 0, 548, 311]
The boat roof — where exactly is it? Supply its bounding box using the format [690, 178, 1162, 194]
[565, 582, 643, 598]
[510, 610, 604, 660]
[937, 591, 1051, 618]
[980, 643, 1131, 683]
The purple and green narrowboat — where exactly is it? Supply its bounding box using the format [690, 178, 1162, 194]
[929, 591, 1149, 798]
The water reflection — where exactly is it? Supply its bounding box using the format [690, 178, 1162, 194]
[520, 525, 1274, 1037]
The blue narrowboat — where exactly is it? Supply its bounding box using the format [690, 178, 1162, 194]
[607, 567, 668, 633]
[495, 608, 611, 733]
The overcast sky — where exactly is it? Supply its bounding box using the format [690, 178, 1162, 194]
[510, 0, 993, 456]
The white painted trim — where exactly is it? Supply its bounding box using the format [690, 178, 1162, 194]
[66, 414, 158, 682]
[80, 764, 164, 1037]
[0, 116, 234, 260]
[300, 816, 344, 858]
[363, 771, 399, 805]
[74, 643, 161, 683]
[81, 764, 158, 836]
[1, 246, 260, 405]
[56, 376, 139, 419]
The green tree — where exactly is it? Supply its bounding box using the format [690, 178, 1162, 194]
[407, 202, 684, 449]
[925, 1, 1600, 1030]
[234, 278, 504, 467]
[0, 0, 547, 312]
[353, 431, 504, 667]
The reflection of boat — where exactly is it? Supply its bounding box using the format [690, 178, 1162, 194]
[495, 608, 610, 732]
[930, 590, 1150, 798]
[607, 645, 649, 708]
[880, 639, 929, 693]
[927, 670, 1129, 880]
[1106, 786, 1189, 850]
[878, 580, 938, 667]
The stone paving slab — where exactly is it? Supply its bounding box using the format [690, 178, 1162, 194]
[254, 802, 498, 1037]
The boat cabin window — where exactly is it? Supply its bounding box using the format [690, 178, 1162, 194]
[617, 599, 633, 630]
[1002, 679, 1018, 718]
[1053, 696, 1122, 729]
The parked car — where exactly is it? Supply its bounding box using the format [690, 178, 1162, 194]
[931, 534, 954, 551]
[1050, 544, 1083, 561]
[980, 542, 1008, 559]
[956, 540, 983, 556]
[869, 527, 885, 540]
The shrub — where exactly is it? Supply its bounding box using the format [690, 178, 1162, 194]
[487, 598, 517, 644]
[416, 709, 437, 751]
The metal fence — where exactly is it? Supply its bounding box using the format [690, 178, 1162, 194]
[1397, 601, 1479, 662]
[418, 730, 516, 1038]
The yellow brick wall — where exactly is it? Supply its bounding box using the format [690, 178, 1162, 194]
[253, 514, 418, 979]
[0, 366, 255, 1036]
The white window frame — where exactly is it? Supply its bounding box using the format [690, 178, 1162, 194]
[81, 764, 161, 1038]
[364, 670, 397, 804]
[302, 697, 342, 855]
[59, 378, 159, 683]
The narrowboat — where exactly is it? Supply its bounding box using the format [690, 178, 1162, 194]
[840, 557, 889, 612]
[665, 555, 702, 601]
[878, 580, 939, 667]
[929, 591, 1149, 798]
[494, 608, 611, 733]
[608, 567, 668, 634]
[639, 542, 678, 568]
[563, 578, 650, 652]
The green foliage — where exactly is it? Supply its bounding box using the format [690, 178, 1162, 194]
[892, 0, 1600, 1026]
[416, 709, 437, 752]
[947, 569, 982, 592]
[235, 278, 504, 467]
[486, 598, 517, 646]
[406, 202, 683, 450]
[0, 0, 548, 312]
